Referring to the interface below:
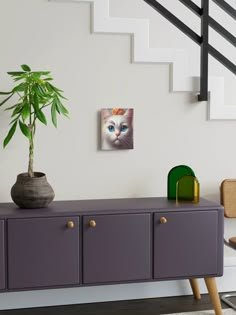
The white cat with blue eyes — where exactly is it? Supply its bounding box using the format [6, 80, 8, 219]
[101, 108, 134, 150]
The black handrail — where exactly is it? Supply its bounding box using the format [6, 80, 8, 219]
[143, 0, 236, 101]
[179, 0, 202, 15]
[208, 45, 235, 73]
[180, 0, 236, 46]
[211, 0, 236, 19]
[143, 0, 201, 44]
[209, 17, 235, 46]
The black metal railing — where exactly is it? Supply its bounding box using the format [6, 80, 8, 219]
[143, 0, 236, 101]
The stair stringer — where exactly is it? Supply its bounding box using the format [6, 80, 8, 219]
[50, 0, 235, 120]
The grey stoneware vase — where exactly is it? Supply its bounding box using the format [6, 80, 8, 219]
[11, 172, 55, 209]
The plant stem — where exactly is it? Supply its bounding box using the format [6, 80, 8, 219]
[28, 133, 34, 178]
[27, 78, 34, 177]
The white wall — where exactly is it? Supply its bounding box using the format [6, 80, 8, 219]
[0, 0, 235, 309]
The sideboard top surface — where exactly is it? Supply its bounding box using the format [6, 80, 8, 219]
[0, 197, 223, 219]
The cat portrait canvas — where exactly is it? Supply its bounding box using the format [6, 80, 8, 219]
[101, 108, 134, 150]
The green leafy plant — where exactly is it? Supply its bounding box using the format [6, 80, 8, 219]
[0, 64, 69, 177]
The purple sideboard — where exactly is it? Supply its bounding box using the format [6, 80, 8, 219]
[154, 211, 219, 279]
[8, 217, 80, 289]
[0, 197, 224, 292]
[0, 220, 5, 290]
[83, 213, 151, 284]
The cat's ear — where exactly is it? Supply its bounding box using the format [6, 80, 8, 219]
[102, 109, 111, 122]
[124, 108, 133, 121]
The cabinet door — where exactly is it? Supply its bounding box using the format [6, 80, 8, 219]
[8, 217, 79, 289]
[83, 213, 151, 284]
[0, 220, 5, 290]
[154, 211, 219, 280]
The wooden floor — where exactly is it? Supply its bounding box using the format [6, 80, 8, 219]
[0, 293, 235, 315]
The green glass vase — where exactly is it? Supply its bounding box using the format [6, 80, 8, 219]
[167, 165, 195, 200]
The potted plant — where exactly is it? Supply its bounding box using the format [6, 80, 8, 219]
[0, 64, 69, 208]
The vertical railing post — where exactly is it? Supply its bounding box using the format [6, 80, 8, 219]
[144, 0, 235, 100]
[198, 0, 209, 101]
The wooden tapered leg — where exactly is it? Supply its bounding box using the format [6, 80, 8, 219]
[204, 277, 223, 315]
[189, 278, 201, 300]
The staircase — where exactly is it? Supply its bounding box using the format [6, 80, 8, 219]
[49, 0, 235, 120]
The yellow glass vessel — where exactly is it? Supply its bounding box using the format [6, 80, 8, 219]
[176, 175, 200, 203]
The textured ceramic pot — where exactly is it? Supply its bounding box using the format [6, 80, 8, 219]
[11, 172, 55, 209]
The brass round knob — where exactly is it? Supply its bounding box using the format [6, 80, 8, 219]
[89, 219, 96, 228]
[160, 217, 167, 224]
[67, 221, 75, 229]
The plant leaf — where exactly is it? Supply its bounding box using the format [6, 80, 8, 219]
[7, 71, 25, 76]
[3, 121, 17, 148]
[46, 82, 63, 93]
[21, 64, 31, 72]
[33, 93, 40, 111]
[21, 103, 30, 121]
[55, 102, 61, 114]
[0, 94, 13, 106]
[4, 103, 21, 111]
[51, 102, 57, 127]
[35, 109, 47, 125]
[47, 83, 67, 99]
[11, 104, 23, 117]
[32, 71, 50, 76]
[13, 76, 26, 82]
[35, 84, 47, 97]
[12, 82, 27, 93]
[19, 120, 31, 139]
[45, 82, 53, 92]
[10, 115, 20, 125]
[56, 99, 69, 116]
[0, 91, 12, 95]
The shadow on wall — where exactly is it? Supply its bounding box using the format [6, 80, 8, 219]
[203, 193, 220, 203]
[97, 110, 102, 150]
